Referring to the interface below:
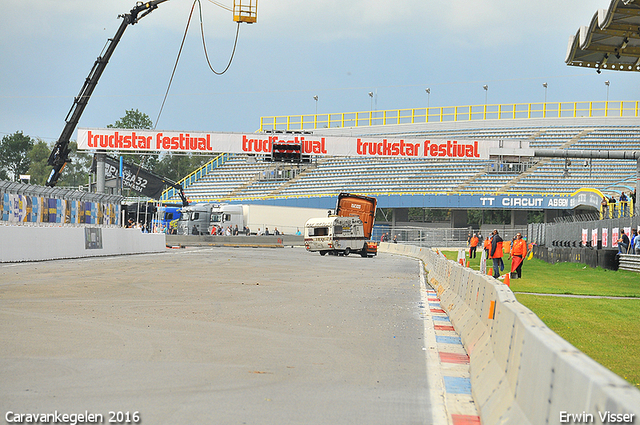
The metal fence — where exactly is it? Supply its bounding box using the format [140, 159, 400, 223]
[260, 100, 640, 132]
[373, 225, 528, 248]
[529, 216, 639, 248]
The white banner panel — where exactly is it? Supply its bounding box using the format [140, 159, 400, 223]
[77, 128, 531, 159]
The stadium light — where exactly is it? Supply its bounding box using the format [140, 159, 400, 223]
[369, 91, 373, 112]
[543, 82, 548, 103]
[313, 95, 318, 115]
[483, 85, 488, 105]
[605, 80, 610, 102]
[425, 88, 430, 109]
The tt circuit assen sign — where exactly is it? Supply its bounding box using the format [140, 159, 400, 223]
[77, 128, 531, 159]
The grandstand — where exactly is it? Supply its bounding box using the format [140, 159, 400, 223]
[161, 100, 640, 222]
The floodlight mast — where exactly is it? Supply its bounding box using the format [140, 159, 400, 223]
[46, 0, 171, 187]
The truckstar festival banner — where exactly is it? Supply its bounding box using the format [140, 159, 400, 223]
[77, 128, 531, 159]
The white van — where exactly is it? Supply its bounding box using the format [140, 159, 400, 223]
[304, 216, 373, 256]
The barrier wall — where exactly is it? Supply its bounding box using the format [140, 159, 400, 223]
[0, 226, 166, 262]
[378, 243, 640, 425]
[166, 234, 304, 248]
[0, 181, 122, 226]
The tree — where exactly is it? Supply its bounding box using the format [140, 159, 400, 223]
[26, 139, 52, 185]
[0, 131, 34, 181]
[154, 153, 209, 183]
[107, 109, 155, 172]
[108, 109, 153, 130]
[57, 142, 92, 188]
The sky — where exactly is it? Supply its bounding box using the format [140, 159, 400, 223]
[2, 0, 639, 144]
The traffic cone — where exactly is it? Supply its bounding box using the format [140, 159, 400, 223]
[488, 267, 493, 276]
[504, 273, 510, 287]
[466, 260, 470, 267]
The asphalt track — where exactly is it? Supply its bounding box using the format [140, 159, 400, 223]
[0, 247, 441, 425]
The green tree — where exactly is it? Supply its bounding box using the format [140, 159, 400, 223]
[108, 109, 153, 130]
[57, 141, 92, 188]
[26, 139, 52, 185]
[108, 109, 155, 172]
[154, 154, 209, 183]
[0, 131, 34, 181]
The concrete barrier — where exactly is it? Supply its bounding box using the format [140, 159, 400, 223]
[166, 234, 304, 248]
[0, 225, 165, 262]
[379, 242, 640, 425]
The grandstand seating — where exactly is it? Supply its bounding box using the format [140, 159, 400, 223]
[162, 120, 640, 204]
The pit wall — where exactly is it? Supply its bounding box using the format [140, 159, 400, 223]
[0, 226, 165, 262]
[378, 242, 640, 425]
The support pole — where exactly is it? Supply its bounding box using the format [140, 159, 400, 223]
[96, 152, 106, 194]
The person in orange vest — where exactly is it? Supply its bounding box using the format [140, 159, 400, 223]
[469, 233, 479, 258]
[483, 235, 491, 258]
[489, 229, 504, 279]
[510, 233, 527, 279]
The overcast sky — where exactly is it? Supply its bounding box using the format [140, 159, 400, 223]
[2, 0, 638, 143]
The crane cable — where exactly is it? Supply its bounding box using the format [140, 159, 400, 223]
[155, 0, 241, 129]
[198, 2, 241, 75]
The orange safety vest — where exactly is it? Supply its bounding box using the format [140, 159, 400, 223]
[491, 239, 503, 258]
[512, 239, 527, 256]
[470, 236, 479, 247]
[483, 238, 491, 250]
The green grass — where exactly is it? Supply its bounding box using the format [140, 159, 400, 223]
[442, 250, 640, 389]
[516, 294, 640, 389]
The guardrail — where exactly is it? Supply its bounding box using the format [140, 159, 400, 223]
[378, 242, 640, 425]
[259, 100, 640, 132]
[619, 254, 640, 272]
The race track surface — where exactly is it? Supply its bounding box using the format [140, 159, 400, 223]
[0, 247, 438, 425]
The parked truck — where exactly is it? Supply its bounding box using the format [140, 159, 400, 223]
[177, 204, 241, 235]
[304, 193, 378, 257]
[177, 203, 326, 236]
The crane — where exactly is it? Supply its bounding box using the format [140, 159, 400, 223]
[46, 0, 171, 187]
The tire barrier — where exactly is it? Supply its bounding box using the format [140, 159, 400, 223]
[378, 242, 640, 425]
[532, 245, 620, 270]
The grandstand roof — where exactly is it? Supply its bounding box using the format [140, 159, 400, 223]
[566, 0, 640, 73]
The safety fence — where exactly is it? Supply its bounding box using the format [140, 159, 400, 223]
[529, 216, 639, 249]
[0, 180, 122, 226]
[378, 242, 640, 424]
[259, 100, 640, 132]
[373, 225, 528, 249]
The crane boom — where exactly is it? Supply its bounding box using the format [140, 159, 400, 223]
[46, 0, 170, 187]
